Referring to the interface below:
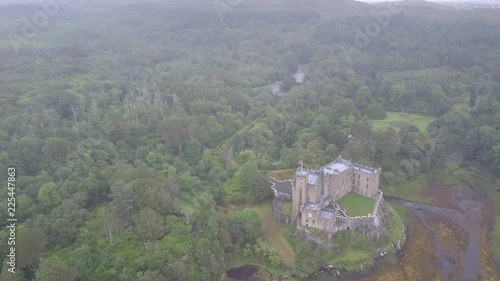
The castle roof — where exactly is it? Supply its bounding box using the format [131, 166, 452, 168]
[296, 157, 378, 177]
[304, 202, 321, 211]
[323, 161, 350, 175]
[307, 172, 320, 185]
[352, 163, 377, 174]
[320, 210, 336, 219]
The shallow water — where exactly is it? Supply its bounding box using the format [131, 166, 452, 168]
[226, 265, 258, 281]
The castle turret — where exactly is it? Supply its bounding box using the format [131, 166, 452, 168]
[292, 168, 307, 219]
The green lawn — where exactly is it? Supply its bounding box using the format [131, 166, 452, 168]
[371, 112, 436, 132]
[282, 202, 292, 215]
[336, 192, 376, 217]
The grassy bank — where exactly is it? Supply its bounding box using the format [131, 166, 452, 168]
[249, 201, 296, 268]
[383, 162, 462, 205]
[451, 164, 500, 262]
[383, 175, 433, 204]
[328, 205, 405, 270]
[283, 202, 292, 215]
[266, 168, 295, 180]
[386, 202, 411, 226]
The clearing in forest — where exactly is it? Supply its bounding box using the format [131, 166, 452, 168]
[371, 112, 435, 132]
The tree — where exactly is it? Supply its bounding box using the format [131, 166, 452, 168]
[0, 261, 24, 281]
[42, 138, 73, 175]
[303, 139, 325, 167]
[350, 118, 373, 145]
[354, 85, 373, 111]
[237, 162, 259, 192]
[38, 182, 68, 210]
[390, 82, 413, 112]
[110, 180, 140, 225]
[332, 99, 360, 118]
[40, 199, 91, 248]
[157, 116, 189, 155]
[228, 209, 262, 246]
[248, 174, 273, 203]
[17, 227, 47, 271]
[101, 207, 123, 245]
[35, 257, 80, 281]
[365, 103, 387, 120]
[374, 127, 402, 162]
[136, 271, 170, 281]
[134, 207, 168, 242]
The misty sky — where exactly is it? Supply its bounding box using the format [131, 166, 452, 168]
[357, 0, 500, 2]
[0, 0, 499, 6]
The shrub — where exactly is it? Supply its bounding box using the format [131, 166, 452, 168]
[230, 192, 246, 205]
[366, 103, 387, 120]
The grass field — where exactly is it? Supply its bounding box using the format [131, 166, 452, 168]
[336, 192, 376, 217]
[371, 112, 435, 132]
[249, 201, 296, 268]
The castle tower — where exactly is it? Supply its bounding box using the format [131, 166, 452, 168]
[292, 168, 307, 219]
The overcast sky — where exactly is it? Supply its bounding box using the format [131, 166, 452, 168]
[357, 0, 500, 2]
[0, 0, 499, 5]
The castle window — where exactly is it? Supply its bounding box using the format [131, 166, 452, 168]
[313, 220, 315, 224]
[306, 219, 309, 223]
[308, 213, 312, 218]
[358, 175, 360, 179]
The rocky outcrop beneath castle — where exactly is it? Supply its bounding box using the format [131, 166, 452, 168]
[291, 191, 388, 249]
[334, 191, 387, 240]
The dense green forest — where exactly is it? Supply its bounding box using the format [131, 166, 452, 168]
[1, 1, 500, 280]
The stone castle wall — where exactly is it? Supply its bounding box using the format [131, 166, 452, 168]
[288, 191, 387, 249]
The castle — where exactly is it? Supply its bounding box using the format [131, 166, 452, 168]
[292, 157, 381, 231]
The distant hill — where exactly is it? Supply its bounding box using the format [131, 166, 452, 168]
[1, 0, 499, 26]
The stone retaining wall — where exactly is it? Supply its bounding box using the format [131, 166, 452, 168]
[292, 191, 388, 248]
[272, 196, 291, 225]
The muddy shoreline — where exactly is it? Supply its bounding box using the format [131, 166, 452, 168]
[228, 172, 500, 281]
